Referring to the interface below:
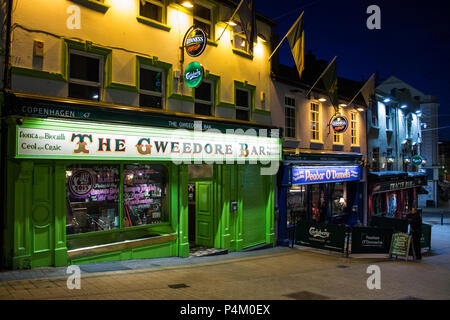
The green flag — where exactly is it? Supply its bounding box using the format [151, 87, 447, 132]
[321, 58, 338, 108]
[287, 15, 305, 80]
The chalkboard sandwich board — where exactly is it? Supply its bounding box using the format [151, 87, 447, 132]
[389, 232, 413, 261]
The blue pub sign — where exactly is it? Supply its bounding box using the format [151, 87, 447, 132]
[292, 166, 361, 185]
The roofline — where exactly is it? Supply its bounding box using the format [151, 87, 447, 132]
[217, 0, 277, 26]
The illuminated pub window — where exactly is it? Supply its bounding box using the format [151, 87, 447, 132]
[333, 107, 343, 144]
[310, 102, 320, 141]
[351, 111, 358, 145]
[233, 24, 249, 52]
[140, 0, 165, 23]
[194, 81, 213, 116]
[193, 3, 212, 38]
[123, 164, 169, 227]
[68, 50, 103, 101]
[66, 165, 120, 235]
[139, 65, 164, 109]
[236, 88, 250, 121]
[284, 96, 296, 138]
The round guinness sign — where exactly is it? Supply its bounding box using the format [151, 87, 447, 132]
[331, 115, 348, 133]
[184, 27, 207, 57]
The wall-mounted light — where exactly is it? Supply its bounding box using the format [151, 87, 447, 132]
[404, 155, 411, 163]
[339, 103, 347, 107]
[383, 98, 391, 103]
[181, 1, 193, 8]
[228, 20, 237, 26]
[318, 98, 327, 102]
[386, 154, 395, 163]
[400, 104, 407, 109]
[257, 34, 267, 43]
[357, 107, 365, 112]
[415, 109, 422, 114]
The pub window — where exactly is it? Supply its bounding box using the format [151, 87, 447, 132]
[284, 96, 296, 138]
[194, 81, 213, 116]
[372, 147, 380, 170]
[351, 111, 358, 145]
[310, 102, 320, 141]
[406, 115, 413, 139]
[372, 102, 379, 126]
[233, 23, 249, 53]
[387, 148, 393, 170]
[236, 88, 250, 121]
[386, 105, 392, 130]
[140, 0, 165, 23]
[194, 2, 212, 39]
[139, 64, 164, 109]
[66, 165, 120, 235]
[68, 50, 103, 101]
[333, 107, 343, 144]
[123, 164, 169, 227]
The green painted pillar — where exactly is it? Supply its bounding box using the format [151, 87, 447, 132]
[54, 163, 68, 266]
[236, 165, 244, 251]
[178, 164, 189, 257]
[265, 175, 275, 245]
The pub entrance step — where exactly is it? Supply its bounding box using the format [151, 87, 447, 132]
[189, 244, 228, 257]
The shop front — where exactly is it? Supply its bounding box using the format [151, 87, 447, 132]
[368, 171, 428, 219]
[3, 93, 280, 269]
[277, 151, 365, 246]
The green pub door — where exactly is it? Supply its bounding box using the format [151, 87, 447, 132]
[195, 181, 214, 247]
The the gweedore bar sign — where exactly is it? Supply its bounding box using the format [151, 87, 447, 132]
[16, 119, 281, 162]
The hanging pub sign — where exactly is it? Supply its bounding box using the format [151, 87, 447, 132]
[184, 26, 207, 57]
[331, 115, 348, 133]
[184, 61, 204, 88]
[412, 155, 424, 166]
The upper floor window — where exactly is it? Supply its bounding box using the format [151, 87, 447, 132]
[351, 112, 358, 145]
[284, 96, 296, 138]
[139, 65, 164, 109]
[68, 50, 103, 101]
[386, 105, 392, 130]
[333, 107, 343, 144]
[233, 24, 249, 53]
[372, 147, 380, 171]
[195, 81, 213, 116]
[140, 0, 165, 23]
[310, 102, 320, 141]
[194, 3, 212, 39]
[236, 88, 250, 121]
[372, 102, 379, 127]
[406, 115, 413, 139]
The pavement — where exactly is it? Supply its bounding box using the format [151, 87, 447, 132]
[0, 206, 449, 300]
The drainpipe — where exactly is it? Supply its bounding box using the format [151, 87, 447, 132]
[1, 0, 13, 269]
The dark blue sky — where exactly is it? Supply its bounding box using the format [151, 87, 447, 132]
[255, 0, 450, 141]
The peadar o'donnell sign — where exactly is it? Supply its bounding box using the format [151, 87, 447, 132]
[292, 166, 361, 185]
[16, 118, 281, 163]
[184, 62, 204, 88]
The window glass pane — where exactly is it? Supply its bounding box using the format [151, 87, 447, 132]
[194, 4, 211, 21]
[236, 109, 249, 121]
[195, 82, 211, 101]
[139, 93, 162, 109]
[66, 165, 120, 235]
[68, 83, 100, 101]
[234, 34, 248, 51]
[236, 89, 249, 108]
[70, 53, 100, 82]
[193, 19, 211, 38]
[140, 68, 162, 92]
[123, 164, 169, 227]
[140, 1, 163, 22]
[331, 183, 347, 216]
[194, 102, 211, 116]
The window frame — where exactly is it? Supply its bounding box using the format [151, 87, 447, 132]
[310, 102, 321, 142]
[193, 1, 213, 39]
[351, 111, 358, 146]
[333, 107, 344, 145]
[68, 49, 104, 101]
[235, 87, 251, 121]
[194, 79, 214, 116]
[138, 63, 165, 109]
[284, 96, 296, 139]
[139, 0, 166, 24]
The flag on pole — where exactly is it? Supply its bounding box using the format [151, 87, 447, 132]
[359, 74, 375, 107]
[286, 15, 305, 80]
[346, 74, 375, 108]
[320, 58, 338, 108]
[237, 0, 256, 53]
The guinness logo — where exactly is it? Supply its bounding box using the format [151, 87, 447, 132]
[331, 115, 348, 133]
[184, 27, 207, 57]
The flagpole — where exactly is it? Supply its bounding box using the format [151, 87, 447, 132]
[217, 0, 244, 42]
[268, 11, 304, 61]
[346, 73, 374, 108]
[305, 56, 337, 97]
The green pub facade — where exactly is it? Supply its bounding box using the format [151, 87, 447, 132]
[2, 93, 279, 269]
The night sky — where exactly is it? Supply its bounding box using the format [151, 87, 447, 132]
[255, 0, 450, 141]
